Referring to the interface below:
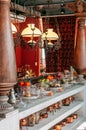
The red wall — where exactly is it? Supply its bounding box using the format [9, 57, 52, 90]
[15, 46, 22, 68]
[15, 17, 41, 76]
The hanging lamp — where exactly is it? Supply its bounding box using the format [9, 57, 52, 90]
[21, 23, 42, 48]
[11, 23, 17, 34]
[42, 28, 59, 40]
[41, 28, 59, 50]
[21, 24, 42, 37]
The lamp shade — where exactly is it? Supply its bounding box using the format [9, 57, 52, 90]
[42, 28, 58, 40]
[21, 24, 42, 37]
[11, 23, 17, 34]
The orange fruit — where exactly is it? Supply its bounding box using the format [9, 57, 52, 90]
[19, 81, 24, 86]
[48, 91, 53, 96]
[24, 81, 31, 87]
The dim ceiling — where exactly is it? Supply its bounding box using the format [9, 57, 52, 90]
[10, 0, 86, 17]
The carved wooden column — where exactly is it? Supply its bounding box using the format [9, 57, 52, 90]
[0, 0, 17, 114]
[73, 18, 86, 75]
[76, 0, 84, 13]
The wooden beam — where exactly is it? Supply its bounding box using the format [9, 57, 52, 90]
[10, 2, 41, 17]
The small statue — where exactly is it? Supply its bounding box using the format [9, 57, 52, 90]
[8, 88, 16, 104]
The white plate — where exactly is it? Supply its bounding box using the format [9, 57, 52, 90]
[22, 95, 39, 100]
[50, 87, 59, 92]
[41, 90, 51, 95]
